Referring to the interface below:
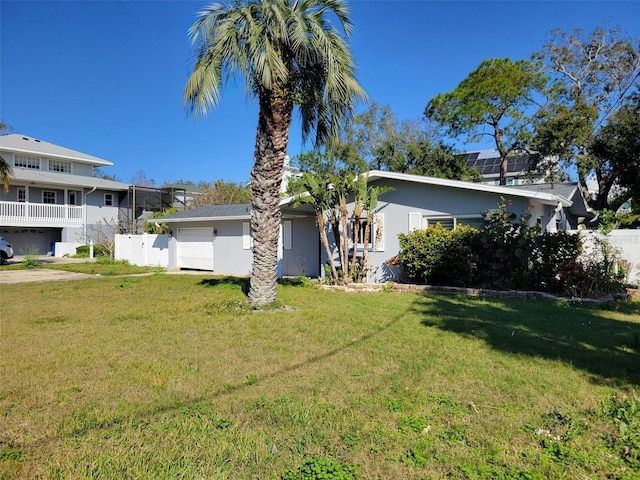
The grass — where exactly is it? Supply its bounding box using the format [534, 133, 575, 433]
[1, 274, 639, 479]
[1, 258, 159, 276]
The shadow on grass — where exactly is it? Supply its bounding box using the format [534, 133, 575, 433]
[411, 294, 640, 386]
[199, 276, 250, 295]
[198, 276, 314, 295]
[33, 299, 408, 446]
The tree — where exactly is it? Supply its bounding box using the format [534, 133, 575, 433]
[291, 103, 479, 182]
[531, 27, 640, 209]
[131, 170, 156, 187]
[189, 180, 251, 207]
[425, 58, 550, 185]
[184, 0, 366, 306]
[93, 168, 121, 182]
[590, 93, 640, 211]
[0, 122, 14, 192]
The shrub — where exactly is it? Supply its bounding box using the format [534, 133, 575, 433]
[398, 224, 481, 286]
[529, 231, 582, 294]
[476, 198, 539, 290]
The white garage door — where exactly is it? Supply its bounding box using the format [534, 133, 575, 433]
[177, 228, 214, 270]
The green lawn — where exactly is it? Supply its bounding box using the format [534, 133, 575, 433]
[1, 274, 638, 479]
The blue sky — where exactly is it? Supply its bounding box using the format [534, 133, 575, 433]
[1, 0, 639, 185]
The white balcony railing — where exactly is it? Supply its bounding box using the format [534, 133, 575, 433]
[0, 201, 84, 226]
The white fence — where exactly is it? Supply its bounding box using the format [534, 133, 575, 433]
[580, 229, 640, 285]
[114, 229, 640, 284]
[115, 234, 169, 267]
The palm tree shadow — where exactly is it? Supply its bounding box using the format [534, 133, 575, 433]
[199, 276, 250, 295]
[411, 294, 640, 386]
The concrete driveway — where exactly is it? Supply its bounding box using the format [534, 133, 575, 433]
[0, 256, 98, 284]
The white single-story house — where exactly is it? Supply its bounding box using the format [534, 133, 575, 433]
[155, 170, 589, 282]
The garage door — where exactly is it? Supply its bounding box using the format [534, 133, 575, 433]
[177, 228, 214, 270]
[0, 228, 54, 255]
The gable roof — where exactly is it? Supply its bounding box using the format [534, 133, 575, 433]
[0, 134, 113, 166]
[157, 203, 252, 222]
[364, 170, 572, 207]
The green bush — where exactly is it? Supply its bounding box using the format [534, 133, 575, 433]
[75, 243, 110, 258]
[529, 231, 582, 293]
[476, 199, 539, 290]
[398, 224, 481, 286]
[281, 457, 361, 480]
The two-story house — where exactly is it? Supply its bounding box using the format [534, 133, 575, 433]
[0, 134, 130, 255]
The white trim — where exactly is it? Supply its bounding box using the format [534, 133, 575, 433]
[104, 193, 114, 206]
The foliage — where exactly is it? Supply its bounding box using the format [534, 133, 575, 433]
[290, 103, 480, 183]
[559, 234, 626, 298]
[143, 208, 177, 234]
[397, 199, 624, 296]
[598, 394, 640, 470]
[398, 224, 481, 286]
[590, 92, 640, 211]
[184, 0, 366, 306]
[531, 27, 640, 210]
[281, 457, 361, 480]
[130, 170, 156, 187]
[528, 231, 582, 294]
[189, 180, 251, 207]
[426, 58, 550, 185]
[21, 249, 39, 269]
[93, 168, 120, 182]
[477, 198, 540, 289]
[294, 171, 391, 285]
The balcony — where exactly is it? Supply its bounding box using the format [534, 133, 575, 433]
[0, 201, 84, 227]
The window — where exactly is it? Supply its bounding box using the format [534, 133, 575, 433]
[104, 193, 114, 206]
[350, 214, 384, 252]
[14, 155, 40, 169]
[48, 159, 72, 173]
[17, 187, 26, 203]
[43, 191, 56, 204]
[409, 213, 484, 231]
[423, 216, 456, 230]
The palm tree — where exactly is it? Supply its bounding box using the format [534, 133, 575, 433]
[184, 0, 366, 306]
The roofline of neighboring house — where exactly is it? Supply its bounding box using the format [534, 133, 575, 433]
[162, 215, 251, 223]
[0, 134, 113, 166]
[363, 170, 573, 207]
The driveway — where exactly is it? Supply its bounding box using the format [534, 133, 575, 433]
[0, 256, 97, 284]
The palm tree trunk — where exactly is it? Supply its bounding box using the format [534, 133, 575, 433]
[316, 211, 338, 282]
[248, 90, 293, 307]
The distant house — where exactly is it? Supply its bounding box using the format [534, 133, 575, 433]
[461, 149, 550, 186]
[155, 170, 580, 282]
[0, 134, 129, 255]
